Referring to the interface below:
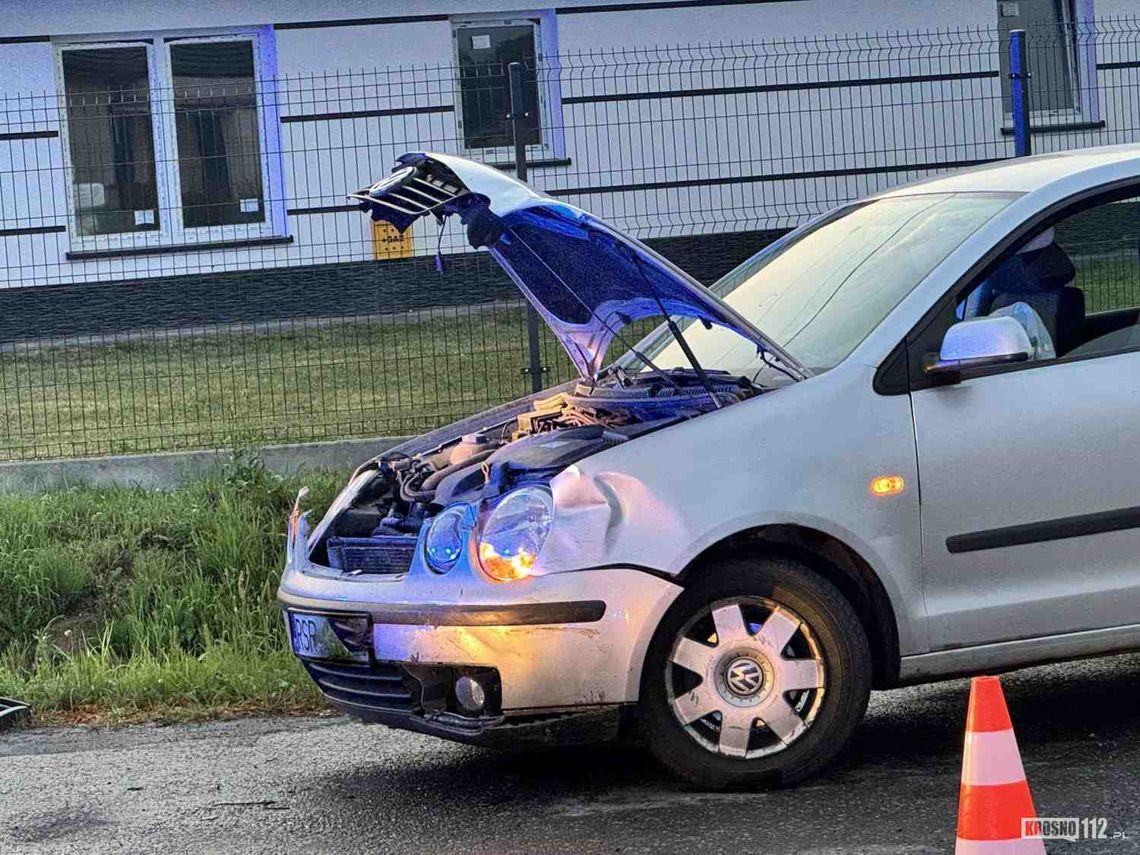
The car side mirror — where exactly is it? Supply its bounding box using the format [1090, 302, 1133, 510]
[924, 315, 1032, 383]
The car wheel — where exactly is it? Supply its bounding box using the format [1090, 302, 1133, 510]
[639, 555, 872, 788]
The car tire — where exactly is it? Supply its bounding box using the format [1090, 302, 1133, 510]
[638, 555, 872, 789]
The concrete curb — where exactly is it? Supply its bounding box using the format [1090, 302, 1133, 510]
[0, 436, 410, 493]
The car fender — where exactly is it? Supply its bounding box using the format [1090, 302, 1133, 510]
[544, 361, 929, 656]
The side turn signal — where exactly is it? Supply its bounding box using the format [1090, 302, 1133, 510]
[870, 475, 906, 497]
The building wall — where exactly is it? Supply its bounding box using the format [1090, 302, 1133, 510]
[0, 0, 1137, 337]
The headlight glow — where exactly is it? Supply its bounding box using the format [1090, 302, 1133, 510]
[477, 486, 553, 582]
[424, 505, 469, 573]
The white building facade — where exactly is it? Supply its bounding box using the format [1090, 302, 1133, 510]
[0, 0, 1134, 334]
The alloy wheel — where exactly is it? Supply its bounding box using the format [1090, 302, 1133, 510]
[665, 596, 826, 759]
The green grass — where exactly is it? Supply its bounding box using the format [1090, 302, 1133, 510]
[0, 455, 347, 721]
[1074, 255, 1140, 314]
[0, 304, 579, 462]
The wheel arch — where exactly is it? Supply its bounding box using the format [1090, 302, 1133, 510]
[678, 524, 901, 688]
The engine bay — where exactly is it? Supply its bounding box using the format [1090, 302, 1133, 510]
[314, 370, 760, 573]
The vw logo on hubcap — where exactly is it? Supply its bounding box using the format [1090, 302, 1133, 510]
[725, 656, 764, 697]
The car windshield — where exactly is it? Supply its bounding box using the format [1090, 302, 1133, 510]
[620, 192, 1020, 377]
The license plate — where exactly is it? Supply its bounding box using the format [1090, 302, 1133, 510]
[288, 612, 370, 663]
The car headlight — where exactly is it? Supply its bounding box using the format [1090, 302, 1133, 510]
[424, 505, 470, 573]
[477, 486, 553, 582]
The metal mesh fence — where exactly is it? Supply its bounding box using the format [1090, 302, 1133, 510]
[2, 19, 1140, 461]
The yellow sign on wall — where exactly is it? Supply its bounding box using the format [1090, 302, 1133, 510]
[372, 221, 414, 260]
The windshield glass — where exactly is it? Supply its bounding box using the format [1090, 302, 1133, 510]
[621, 192, 1019, 376]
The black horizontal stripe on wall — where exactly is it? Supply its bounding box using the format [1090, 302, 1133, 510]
[946, 505, 1140, 554]
[488, 157, 574, 170]
[288, 204, 358, 216]
[999, 120, 1106, 136]
[66, 235, 294, 261]
[281, 104, 454, 124]
[548, 157, 1001, 197]
[0, 224, 65, 238]
[564, 69, 999, 105]
[1097, 60, 1140, 71]
[0, 34, 50, 45]
[274, 14, 449, 30]
[0, 130, 58, 142]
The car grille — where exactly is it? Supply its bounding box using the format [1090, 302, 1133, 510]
[302, 659, 418, 712]
[327, 536, 417, 575]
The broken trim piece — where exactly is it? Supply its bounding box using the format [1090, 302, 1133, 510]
[0, 696, 30, 730]
[369, 600, 607, 626]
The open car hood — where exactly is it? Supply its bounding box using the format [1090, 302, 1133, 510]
[349, 152, 808, 381]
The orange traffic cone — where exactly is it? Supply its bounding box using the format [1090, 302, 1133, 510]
[955, 676, 1046, 854]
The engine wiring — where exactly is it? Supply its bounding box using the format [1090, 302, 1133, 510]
[352, 371, 762, 541]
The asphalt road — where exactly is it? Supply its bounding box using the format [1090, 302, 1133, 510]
[2, 654, 1138, 855]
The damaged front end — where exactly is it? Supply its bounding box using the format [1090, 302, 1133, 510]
[315, 150, 804, 580]
[308, 370, 759, 577]
[278, 152, 801, 745]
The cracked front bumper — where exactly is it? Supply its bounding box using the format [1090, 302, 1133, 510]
[278, 558, 682, 741]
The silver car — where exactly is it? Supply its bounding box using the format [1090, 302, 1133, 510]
[279, 146, 1140, 788]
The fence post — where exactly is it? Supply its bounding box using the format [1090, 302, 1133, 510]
[508, 60, 545, 394]
[1009, 28, 1032, 157]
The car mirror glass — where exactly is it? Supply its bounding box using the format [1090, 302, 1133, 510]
[924, 315, 1032, 382]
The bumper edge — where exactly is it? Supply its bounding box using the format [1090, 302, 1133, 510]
[327, 698, 624, 747]
[299, 599, 607, 626]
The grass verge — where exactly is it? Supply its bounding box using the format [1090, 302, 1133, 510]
[0, 454, 347, 724]
[0, 303, 578, 462]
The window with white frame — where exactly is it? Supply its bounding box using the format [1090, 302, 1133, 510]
[451, 13, 564, 159]
[997, 0, 1098, 123]
[57, 29, 284, 253]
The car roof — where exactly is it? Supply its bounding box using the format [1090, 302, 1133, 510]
[878, 143, 1140, 197]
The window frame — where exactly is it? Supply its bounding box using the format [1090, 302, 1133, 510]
[450, 12, 565, 162]
[998, 0, 1100, 128]
[54, 27, 286, 255]
[883, 176, 1140, 394]
[55, 39, 169, 253]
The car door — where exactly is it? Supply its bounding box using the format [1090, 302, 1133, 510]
[913, 351, 1140, 649]
[909, 192, 1140, 651]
